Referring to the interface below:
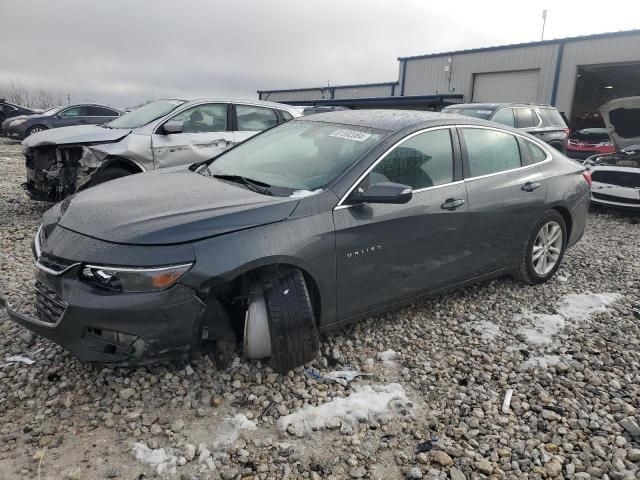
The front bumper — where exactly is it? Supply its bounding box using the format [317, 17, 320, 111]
[1, 266, 207, 365]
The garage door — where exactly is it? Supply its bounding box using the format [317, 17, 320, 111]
[472, 70, 541, 103]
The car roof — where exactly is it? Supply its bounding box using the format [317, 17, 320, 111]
[184, 98, 299, 112]
[445, 102, 555, 110]
[294, 109, 502, 132]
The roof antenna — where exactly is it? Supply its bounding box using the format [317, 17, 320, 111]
[541, 10, 548, 40]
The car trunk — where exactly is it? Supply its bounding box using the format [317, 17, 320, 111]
[599, 97, 640, 150]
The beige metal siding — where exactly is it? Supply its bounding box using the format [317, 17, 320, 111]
[332, 84, 395, 99]
[402, 44, 558, 103]
[260, 89, 327, 102]
[472, 70, 541, 102]
[555, 34, 640, 115]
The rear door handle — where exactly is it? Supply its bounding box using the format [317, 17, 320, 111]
[441, 198, 465, 210]
[522, 181, 541, 192]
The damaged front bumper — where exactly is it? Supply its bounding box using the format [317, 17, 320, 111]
[0, 266, 207, 365]
[24, 145, 115, 202]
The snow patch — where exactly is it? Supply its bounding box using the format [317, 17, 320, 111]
[557, 293, 621, 321]
[522, 354, 566, 369]
[276, 383, 411, 436]
[517, 293, 620, 346]
[378, 350, 398, 367]
[211, 414, 257, 450]
[473, 320, 501, 340]
[520, 314, 565, 345]
[132, 443, 177, 476]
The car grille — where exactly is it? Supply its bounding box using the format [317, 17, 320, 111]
[591, 170, 640, 188]
[34, 281, 67, 325]
[592, 192, 640, 205]
[36, 253, 77, 275]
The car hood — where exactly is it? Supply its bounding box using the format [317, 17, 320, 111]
[599, 96, 640, 151]
[22, 124, 131, 147]
[58, 169, 299, 245]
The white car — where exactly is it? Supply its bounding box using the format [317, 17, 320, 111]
[585, 97, 640, 210]
[22, 98, 301, 201]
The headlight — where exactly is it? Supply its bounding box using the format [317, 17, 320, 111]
[10, 119, 26, 126]
[81, 263, 192, 292]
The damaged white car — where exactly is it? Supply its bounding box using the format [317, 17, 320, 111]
[585, 96, 640, 210]
[22, 98, 301, 201]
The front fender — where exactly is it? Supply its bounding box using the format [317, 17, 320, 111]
[186, 213, 337, 326]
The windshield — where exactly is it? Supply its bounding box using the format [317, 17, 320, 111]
[107, 100, 184, 129]
[442, 107, 495, 119]
[207, 120, 386, 194]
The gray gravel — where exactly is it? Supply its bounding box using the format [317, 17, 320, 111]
[0, 135, 639, 479]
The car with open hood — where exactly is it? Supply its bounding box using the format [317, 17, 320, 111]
[566, 128, 615, 161]
[3, 103, 121, 139]
[0, 110, 591, 371]
[21, 98, 301, 201]
[584, 97, 640, 210]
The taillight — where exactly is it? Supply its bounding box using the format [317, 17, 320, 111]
[582, 170, 592, 188]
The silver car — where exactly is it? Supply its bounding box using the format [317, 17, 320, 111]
[22, 98, 301, 201]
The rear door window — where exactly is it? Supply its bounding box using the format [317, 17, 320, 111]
[461, 128, 522, 177]
[368, 128, 454, 190]
[515, 108, 539, 128]
[236, 105, 278, 131]
[89, 106, 119, 117]
[491, 108, 515, 127]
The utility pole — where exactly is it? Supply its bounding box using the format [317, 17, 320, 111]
[67, 93, 71, 105]
[541, 10, 547, 41]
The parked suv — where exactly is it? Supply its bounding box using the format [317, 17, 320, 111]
[22, 98, 301, 201]
[442, 103, 569, 153]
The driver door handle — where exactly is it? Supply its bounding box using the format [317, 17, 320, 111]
[215, 139, 232, 148]
[441, 198, 465, 210]
[522, 181, 541, 192]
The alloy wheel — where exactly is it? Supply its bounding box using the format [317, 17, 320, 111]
[532, 221, 562, 276]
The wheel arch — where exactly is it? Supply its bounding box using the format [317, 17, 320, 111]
[99, 155, 145, 175]
[550, 205, 572, 240]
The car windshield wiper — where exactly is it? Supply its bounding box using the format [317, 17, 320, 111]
[213, 174, 272, 195]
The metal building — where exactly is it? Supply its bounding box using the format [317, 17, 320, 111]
[257, 29, 640, 128]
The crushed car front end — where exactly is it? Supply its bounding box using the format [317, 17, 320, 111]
[1, 219, 206, 365]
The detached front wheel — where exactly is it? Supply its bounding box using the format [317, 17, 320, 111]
[515, 210, 567, 285]
[244, 268, 319, 372]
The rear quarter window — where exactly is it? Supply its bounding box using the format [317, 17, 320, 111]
[538, 108, 567, 127]
[525, 140, 549, 163]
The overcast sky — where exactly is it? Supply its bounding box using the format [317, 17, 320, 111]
[1, 0, 639, 108]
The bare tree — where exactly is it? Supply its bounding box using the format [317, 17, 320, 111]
[0, 78, 66, 109]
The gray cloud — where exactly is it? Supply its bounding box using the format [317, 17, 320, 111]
[1, 0, 639, 108]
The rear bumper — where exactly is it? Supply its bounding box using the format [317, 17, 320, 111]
[1, 269, 207, 365]
[567, 191, 590, 248]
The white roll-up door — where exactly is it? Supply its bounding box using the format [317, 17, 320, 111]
[472, 70, 541, 103]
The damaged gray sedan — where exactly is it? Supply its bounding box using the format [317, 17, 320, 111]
[22, 98, 301, 201]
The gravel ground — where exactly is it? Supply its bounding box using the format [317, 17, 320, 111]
[0, 135, 639, 480]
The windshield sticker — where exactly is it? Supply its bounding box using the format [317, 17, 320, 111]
[329, 129, 372, 142]
[477, 110, 493, 114]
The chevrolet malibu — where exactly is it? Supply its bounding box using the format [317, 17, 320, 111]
[0, 110, 591, 372]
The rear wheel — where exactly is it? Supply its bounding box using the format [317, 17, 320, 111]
[244, 268, 319, 372]
[26, 125, 47, 136]
[514, 210, 567, 285]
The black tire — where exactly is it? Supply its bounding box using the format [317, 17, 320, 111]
[90, 167, 132, 186]
[26, 125, 47, 136]
[262, 268, 319, 372]
[514, 209, 567, 285]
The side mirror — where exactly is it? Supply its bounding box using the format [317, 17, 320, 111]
[348, 182, 412, 205]
[163, 120, 184, 134]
